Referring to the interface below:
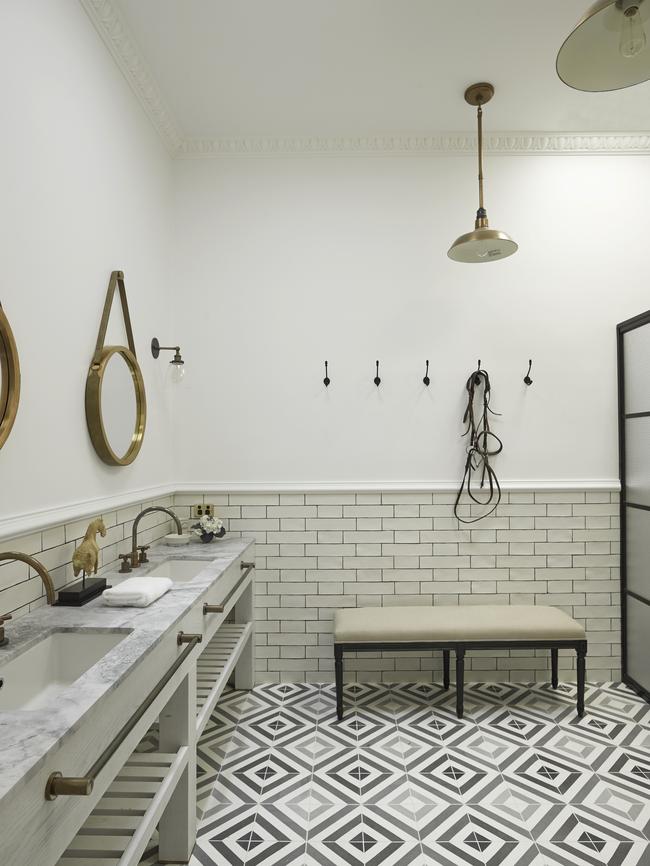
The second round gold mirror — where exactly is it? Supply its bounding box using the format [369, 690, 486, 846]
[0, 303, 21, 450]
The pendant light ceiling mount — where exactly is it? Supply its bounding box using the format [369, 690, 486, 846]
[447, 82, 518, 264]
[463, 82, 495, 107]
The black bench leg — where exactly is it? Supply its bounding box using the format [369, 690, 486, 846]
[551, 648, 559, 690]
[443, 650, 450, 690]
[335, 645, 343, 721]
[455, 648, 465, 719]
[576, 643, 587, 718]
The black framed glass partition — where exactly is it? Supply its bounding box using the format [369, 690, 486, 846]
[618, 309, 650, 701]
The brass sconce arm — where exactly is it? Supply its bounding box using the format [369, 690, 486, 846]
[151, 338, 183, 364]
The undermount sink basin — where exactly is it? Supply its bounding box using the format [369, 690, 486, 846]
[145, 559, 206, 583]
[0, 631, 127, 712]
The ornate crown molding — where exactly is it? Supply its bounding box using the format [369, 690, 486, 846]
[79, 0, 182, 154]
[79, 2, 650, 160]
[178, 132, 650, 159]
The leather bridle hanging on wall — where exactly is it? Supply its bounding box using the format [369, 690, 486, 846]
[454, 362, 503, 524]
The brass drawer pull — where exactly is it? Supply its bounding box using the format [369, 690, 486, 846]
[203, 603, 224, 614]
[177, 631, 203, 646]
[45, 634, 202, 800]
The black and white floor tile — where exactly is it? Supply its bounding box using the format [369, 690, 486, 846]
[151, 681, 650, 865]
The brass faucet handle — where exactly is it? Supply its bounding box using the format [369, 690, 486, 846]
[0, 612, 12, 646]
[118, 553, 133, 573]
[137, 545, 150, 564]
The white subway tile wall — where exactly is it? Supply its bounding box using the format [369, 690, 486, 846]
[173, 489, 621, 684]
[0, 489, 620, 684]
[0, 496, 176, 619]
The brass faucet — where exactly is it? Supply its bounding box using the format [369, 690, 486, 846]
[0, 552, 57, 606]
[131, 507, 182, 567]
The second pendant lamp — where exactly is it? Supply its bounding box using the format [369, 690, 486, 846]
[448, 83, 518, 264]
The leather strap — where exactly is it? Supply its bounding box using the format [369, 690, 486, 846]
[454, 366, 502, 524]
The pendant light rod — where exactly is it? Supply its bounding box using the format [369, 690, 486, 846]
[477, 103, 484, 213]
[464, 82, 493, 222]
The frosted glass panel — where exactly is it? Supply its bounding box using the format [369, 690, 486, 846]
[625, 325, 650, 414]
[626, 506, 650, 602]
[625, 416, 650, 507]
[627, 596, 650, 693]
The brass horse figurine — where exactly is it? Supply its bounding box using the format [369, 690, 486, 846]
[72, 518, 107, 578]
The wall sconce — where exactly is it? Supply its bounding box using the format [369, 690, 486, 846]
[151, 337, 185, 383]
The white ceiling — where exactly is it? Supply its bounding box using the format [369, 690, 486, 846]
[115, 0, 650, 141]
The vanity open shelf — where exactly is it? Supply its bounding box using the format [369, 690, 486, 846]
[196, 622, 253, 736]
[56, 748, 188, 866]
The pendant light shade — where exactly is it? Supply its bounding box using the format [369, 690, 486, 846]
[557, 0, 650, 91]
[447, 83, 517, 264]
[447, 228, 518, 263]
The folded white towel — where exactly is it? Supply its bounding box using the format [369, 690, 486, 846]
[103, 576, 172, 607]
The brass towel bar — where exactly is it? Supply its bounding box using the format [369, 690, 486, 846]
[44, 633, 202, 800]
[203, 562, 255, 617]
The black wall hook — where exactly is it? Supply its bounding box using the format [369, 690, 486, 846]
[323, 361, 330, 387]
[423, 360, 430, 386]
[524, 359, 533, 386]
[474, 359, 482, 386]
[374, 360, 381, 387]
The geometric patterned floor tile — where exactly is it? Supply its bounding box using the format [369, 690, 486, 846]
[532, 730, 617, 771]
[598, 751, 650, 797]
[307, 805, 420, 866]
[422, 840, 539, 866]
[142, 682, 650, 866]
[502, 750, 599, 804]
[399, 707, 466, 747]
[314, 754, 408, 805]
[420, 806, 536, 865]
[478, 707, 551, 746]
[357, 728, 435, 772]
[409, 750, 502, 804]
[533, 805, 650, 866]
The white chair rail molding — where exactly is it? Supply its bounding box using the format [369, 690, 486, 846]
[1, 2, 649, 865]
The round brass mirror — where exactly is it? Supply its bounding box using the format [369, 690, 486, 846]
[85, 346, 146, 466]
[0, 304, 20, 450]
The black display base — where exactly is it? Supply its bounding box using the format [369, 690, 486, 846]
[56, 577, 109, 606]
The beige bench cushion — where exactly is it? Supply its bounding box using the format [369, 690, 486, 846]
[333, 605, 586, 644]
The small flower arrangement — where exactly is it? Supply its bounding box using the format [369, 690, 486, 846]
[191, 514, 226, 544]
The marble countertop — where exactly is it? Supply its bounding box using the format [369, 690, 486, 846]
[0, 535, 253, 804]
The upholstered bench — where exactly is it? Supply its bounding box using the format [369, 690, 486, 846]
[333, 604, 587, 720]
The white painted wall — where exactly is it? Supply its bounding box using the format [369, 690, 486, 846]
[172, 153, 649, 485]
[0, 1, 175, 520]
[2, 0, 647, 525]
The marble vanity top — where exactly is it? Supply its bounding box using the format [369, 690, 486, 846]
[0, 536, 253, 804]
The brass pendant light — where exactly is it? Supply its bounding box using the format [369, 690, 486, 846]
[557, 0, 650, 92]
[447, 83, 518, 264]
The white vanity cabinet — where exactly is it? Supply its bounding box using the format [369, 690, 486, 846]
[0, 539, 255, 866]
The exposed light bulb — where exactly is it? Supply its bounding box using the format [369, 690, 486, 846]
[620, 4, 647, 58]
[169, 361, 185, 384]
